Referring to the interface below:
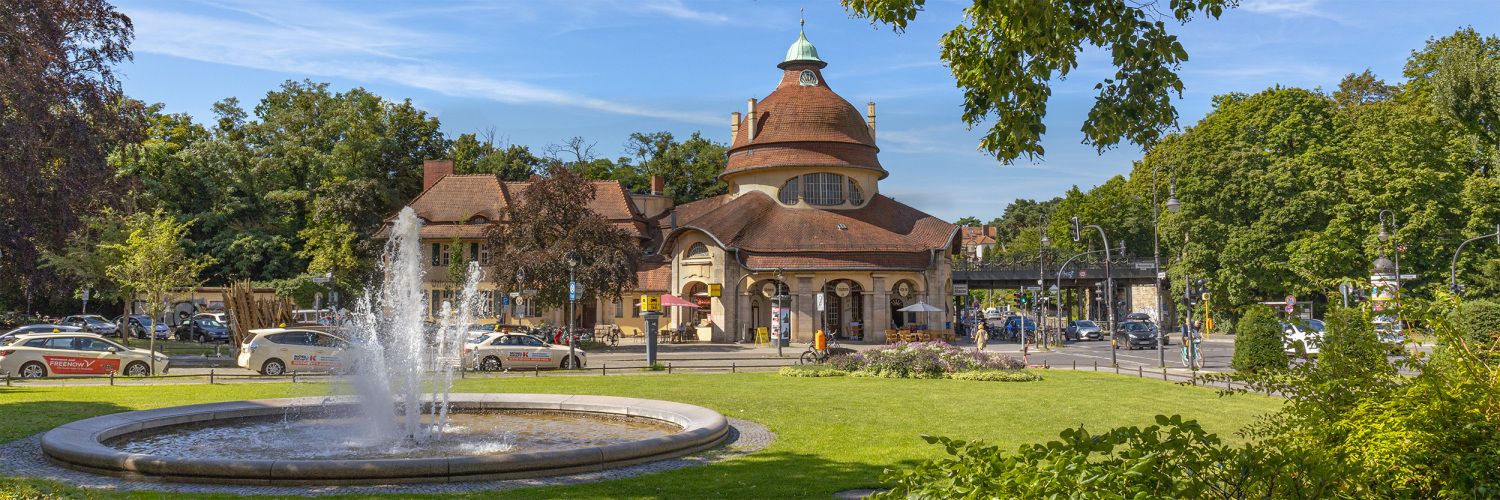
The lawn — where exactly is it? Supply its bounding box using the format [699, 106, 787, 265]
[0, 371, 1279, 498]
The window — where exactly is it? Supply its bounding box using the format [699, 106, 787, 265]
[469, 242, 479, 262]
[848, 178, 864, 205]
[479, 243, 490, 264]
[685, 243, 709, 260]
[469, 215, 488, 224]
[778, 177, 799, 204]
[431, 243, 441, 266]
[614, 297, 624, 318]
[515, 297, 536, 318]
[802, 173, 845, 205]
[632, 299, 641, 317]
[520, 336, 545, 347]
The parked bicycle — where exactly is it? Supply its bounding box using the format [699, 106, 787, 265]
[799, 341, 830, 365]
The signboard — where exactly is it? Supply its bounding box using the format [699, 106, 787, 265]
[501, 295, 510, 306]
[708, 283, 722, 297]
[568, 281, 577, 301]
[835, 282, 852, 298]
[953, 283, 969, 296]
[641, 295, 661, 312]
[1025, 286, 1041, 291]
[816, 292, 826, 312]
[770, 302, 791, 342]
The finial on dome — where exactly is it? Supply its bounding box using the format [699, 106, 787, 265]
[780, 12, 826, 69]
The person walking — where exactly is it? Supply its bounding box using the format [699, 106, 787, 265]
[975, 321, 988, 351]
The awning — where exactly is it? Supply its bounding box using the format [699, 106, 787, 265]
[660, 294, 700, 308]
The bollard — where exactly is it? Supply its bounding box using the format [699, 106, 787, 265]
[1163, 368, 1168, 381]
[1137, 366, 1142, 378]
[731, 362, 736, 373]
[1093, 361, 1098, 372]
[1043, 360, 1049, 369]
[535, 367, 540, 377]
[210, 369, 215, 385]
[1227, 379, 1233, 391]
[4, 374, 9, 387]
[1071, 360, 1076, 371]
[601, 364, 606, 376]
[292, 371, 297, 384]
[109, 372, 114, 386]
[668, 362, 673, 374]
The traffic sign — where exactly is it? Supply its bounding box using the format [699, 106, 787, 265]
[1025, 286, 1041, 291]
[641, 295, 661, 312]
[953, 283, 969, 296]
[569, 281, 577, 301]
[816, 292, 826, 312]
[708, 283, 722, 297]
[1285, 295, 1296, 307]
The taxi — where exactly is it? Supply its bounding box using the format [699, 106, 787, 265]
[466, 333, 585, 372]
[237, 328, 351, 376]
[0, 332, 169, 378]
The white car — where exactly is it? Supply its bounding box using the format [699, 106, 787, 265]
[1282, 320, 1325, 355]
[0, 332, 169, 378]
[237, 328, 351, 376]
[466, 333, 585, 372]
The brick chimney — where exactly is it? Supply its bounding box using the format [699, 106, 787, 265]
[866, 101, 877, 142]
[746, 98, 758, 141]
[730, 112, 741, 141]
[650, 175, 665, 196]
[422, 159, 454, 191]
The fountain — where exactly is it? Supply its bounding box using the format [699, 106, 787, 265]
[40, 208, 729, 485]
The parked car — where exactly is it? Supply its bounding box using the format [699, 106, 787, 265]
[114, 314, 170, 340]
[1113, 321, 1159, 350]
[466, 333, 586, 372]
[1124, 312, 1153, 322]
[59, 315, 119, 337]
[1000, 315, 1039, 339]
[1282, 319, 1325, 355]
[984, 308, 1003, 321]
[236, 328, 351, 376]
[0, 332, 169, 378]
[1067, 320, 1103, 341]
[1, 324, 83, 345]
[176, 315, 231, 343]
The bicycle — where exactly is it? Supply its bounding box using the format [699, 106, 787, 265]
[598, 326, 620, 348]
[799, 342, 830, 365]
[1180, 333, 1203, 371]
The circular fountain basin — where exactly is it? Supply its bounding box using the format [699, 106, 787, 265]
[41, 394, 729, 485]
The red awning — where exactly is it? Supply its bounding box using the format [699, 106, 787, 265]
[660, 294, 699, 308]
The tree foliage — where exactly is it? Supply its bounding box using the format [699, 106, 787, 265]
[485, 163, 642, 312]
[1230, 307, 1286, 373]
[845, 0, 1233, 162]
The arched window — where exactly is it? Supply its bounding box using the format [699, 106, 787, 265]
[847, 178, 864, 205]
[778, 177, 799, 204]
[468, 215, 489, 224]
[802, 173, 845, 206]
[684, 242, 710, 260]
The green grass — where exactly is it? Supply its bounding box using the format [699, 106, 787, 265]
[0, 371, 1279, 498]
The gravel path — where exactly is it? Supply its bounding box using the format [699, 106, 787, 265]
[0, 418, 772, 496]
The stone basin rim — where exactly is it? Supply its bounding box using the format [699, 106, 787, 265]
[40, 393, 730, 485]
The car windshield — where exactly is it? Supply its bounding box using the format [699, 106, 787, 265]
[198, 318, 224, 327]
[465, 333, 492, 344]
[1303, 319, 1325, 332]
[1075, 321, 1097, 328]
[81, 316, 109, 324]
[1122, 322, 1152, 332]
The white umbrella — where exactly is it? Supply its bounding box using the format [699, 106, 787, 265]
[898, 302, 943, 313]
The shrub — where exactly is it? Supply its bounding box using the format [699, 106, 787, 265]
[827, 352, 865, 372]
[1446, 299, 1500, 357]
[777, 365, 847, 377]
[947, 369, 1041, 382]
[1232, 307, 1287, 372]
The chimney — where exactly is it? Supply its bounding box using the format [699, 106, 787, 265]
[730, 112, 741, 141]
[746, 98, 758, 141]
[650, 175, 665, 196]
[423, 159, 454, 191]
[866, 101, 877, 142]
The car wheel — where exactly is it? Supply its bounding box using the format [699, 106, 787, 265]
[18, 361, 47, 378]
[481, 356, 501, 372]
[561, 356, 579, 369]
[124, 361, 151, 377]
[261, 358, 286, 376]
[195, 333, 207, 343]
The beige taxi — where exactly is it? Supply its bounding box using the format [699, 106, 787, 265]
[0, 332, 169, 378]
[466, 333, 586, 372]
[237, 328, 351, 376]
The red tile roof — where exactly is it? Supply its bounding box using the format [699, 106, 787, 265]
[381, 174, 646, 240]
[724, 65, 884, 179]
[633, 256, 671, 292]
[960, 226, 999, 246]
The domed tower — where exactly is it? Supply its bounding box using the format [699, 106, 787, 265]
[725, 26, 882, 209]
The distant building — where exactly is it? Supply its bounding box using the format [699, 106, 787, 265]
[960, 226, 1000, 261]
[382, 27, 958, 343]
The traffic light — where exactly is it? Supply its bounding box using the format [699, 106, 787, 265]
[1070, 216, 1082, 242]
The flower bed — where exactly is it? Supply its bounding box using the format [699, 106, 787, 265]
[782, 342, 1036, 382]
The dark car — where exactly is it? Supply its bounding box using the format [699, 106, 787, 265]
[1124, 312, 1152, 322]
[1, 324, 82, 345]
[176, 315, 231, 343]
[1001, 316, 1039, 339]
[1113, 321, 1159, 350]
[115, 314, 171, 340]
[1067, 320, 1103, 341]
[59, 315, 119, 336]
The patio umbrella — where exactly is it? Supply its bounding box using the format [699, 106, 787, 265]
[898, 302, 944, 313]
[660, 294, 699, 308]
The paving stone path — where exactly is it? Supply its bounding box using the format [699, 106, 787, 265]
[0, 418, 772, 496]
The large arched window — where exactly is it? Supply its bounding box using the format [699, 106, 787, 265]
[684, 242, 709, 260]
[802, 173, 845, 206]
[778, 177, 799, 204]
[847, 178, 865, 206]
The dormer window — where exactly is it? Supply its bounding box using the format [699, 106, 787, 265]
[468, 215, 489, 224]
[685, 243, 710, 260]
[778, 177, 799, 204]
[775, 173, 866, 207]
[847, 178, 864, 205]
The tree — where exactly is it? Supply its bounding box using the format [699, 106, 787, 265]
[953, 216, 981, 226]
[486, 163, 642, 312]
[104, 210, 215, 369]
[845, 0, 1232, 163]
[0, 0, 146, 312]
[1417, 28, 1500, 154]
[626, 131, 727, 204]
[450, 129, 543, 181]
[1230, 307, 1287, 373]
[39, 208, 131, 313]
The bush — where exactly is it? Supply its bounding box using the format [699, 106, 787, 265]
[1232, 307, 1287, 372]
[1446, 299, 1500, 356]
[777, 365, 847, 377]
[946, 369, 1041, 382]
[785, 343, 1027, 380]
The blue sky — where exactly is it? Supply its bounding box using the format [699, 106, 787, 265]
[114, 0, 1500, 222]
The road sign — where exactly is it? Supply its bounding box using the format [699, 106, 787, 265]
[816, 292, 826, 312]
[953, 283, 969, 296]
[1285, 295, 1297, 307]
[641, 295, 660, 312]
[708, 283, 722, 297]
[1157, 271, 1167, 280]
[501, 295, 510, 306]
[569, 281, 577, 301]
[1398, 274, 1418, 280]
[1025, 286, 1041, 291]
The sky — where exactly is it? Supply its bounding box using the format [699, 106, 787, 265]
[113, 0, 1500, 222]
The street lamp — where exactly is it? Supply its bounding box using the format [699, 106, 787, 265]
[565, 251, 580, 369]
[1377, 210, 1403, 311]
[1449, 224, 1500, 296]
[1152, 170, 1179, 368]
[1038, 220, 1051, 348]
[1073, 216, 1118, 366]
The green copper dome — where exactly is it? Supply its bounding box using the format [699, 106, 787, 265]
[779, 29, 826, 69]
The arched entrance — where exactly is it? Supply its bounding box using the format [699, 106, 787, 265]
[822, 279, 864, 341]
[890, 280, 919, 329]
[749, 280, 789, 337]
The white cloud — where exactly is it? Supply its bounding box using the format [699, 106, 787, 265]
[125, 2, 719, 125]
[1240, 0, 1344, 22]
[638, 0, 730, 24]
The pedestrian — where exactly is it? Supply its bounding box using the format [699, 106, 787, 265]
[975, 321, 988, 351]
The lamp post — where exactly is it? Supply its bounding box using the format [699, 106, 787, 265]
[1377, 210, 1402, 313]
[1039, 222, 1051, 348]
[565, 251, 579, 370]
[1055, 248, 1107, 343]
[1155, 174, 1180, 367]
[1072, 216, 1117, 366]
[1449, 224, 1500, 296]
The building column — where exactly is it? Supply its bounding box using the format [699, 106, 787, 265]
[794, 275, 815, 343]
[870, 274, 889, 343]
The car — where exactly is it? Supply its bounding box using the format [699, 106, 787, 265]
[1, 324, 83, 345]
[1282, 320, 1324, 355]
[0, 332, 169, 378]
[999, 315, 1039, 339]
[59, 315, 119, 337]
[236, 328, 351, 376]
[466, 333, 586, 372]
[114, 314, 170, 340]
[1067, 320, 1103, 341]
[1124, 312, 1153, 322]
[1372, 316, 1406, 353]
[1113, 321, 1159, 350]
[176, 315, 231, 343]
[984, 308, 1003, 321]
